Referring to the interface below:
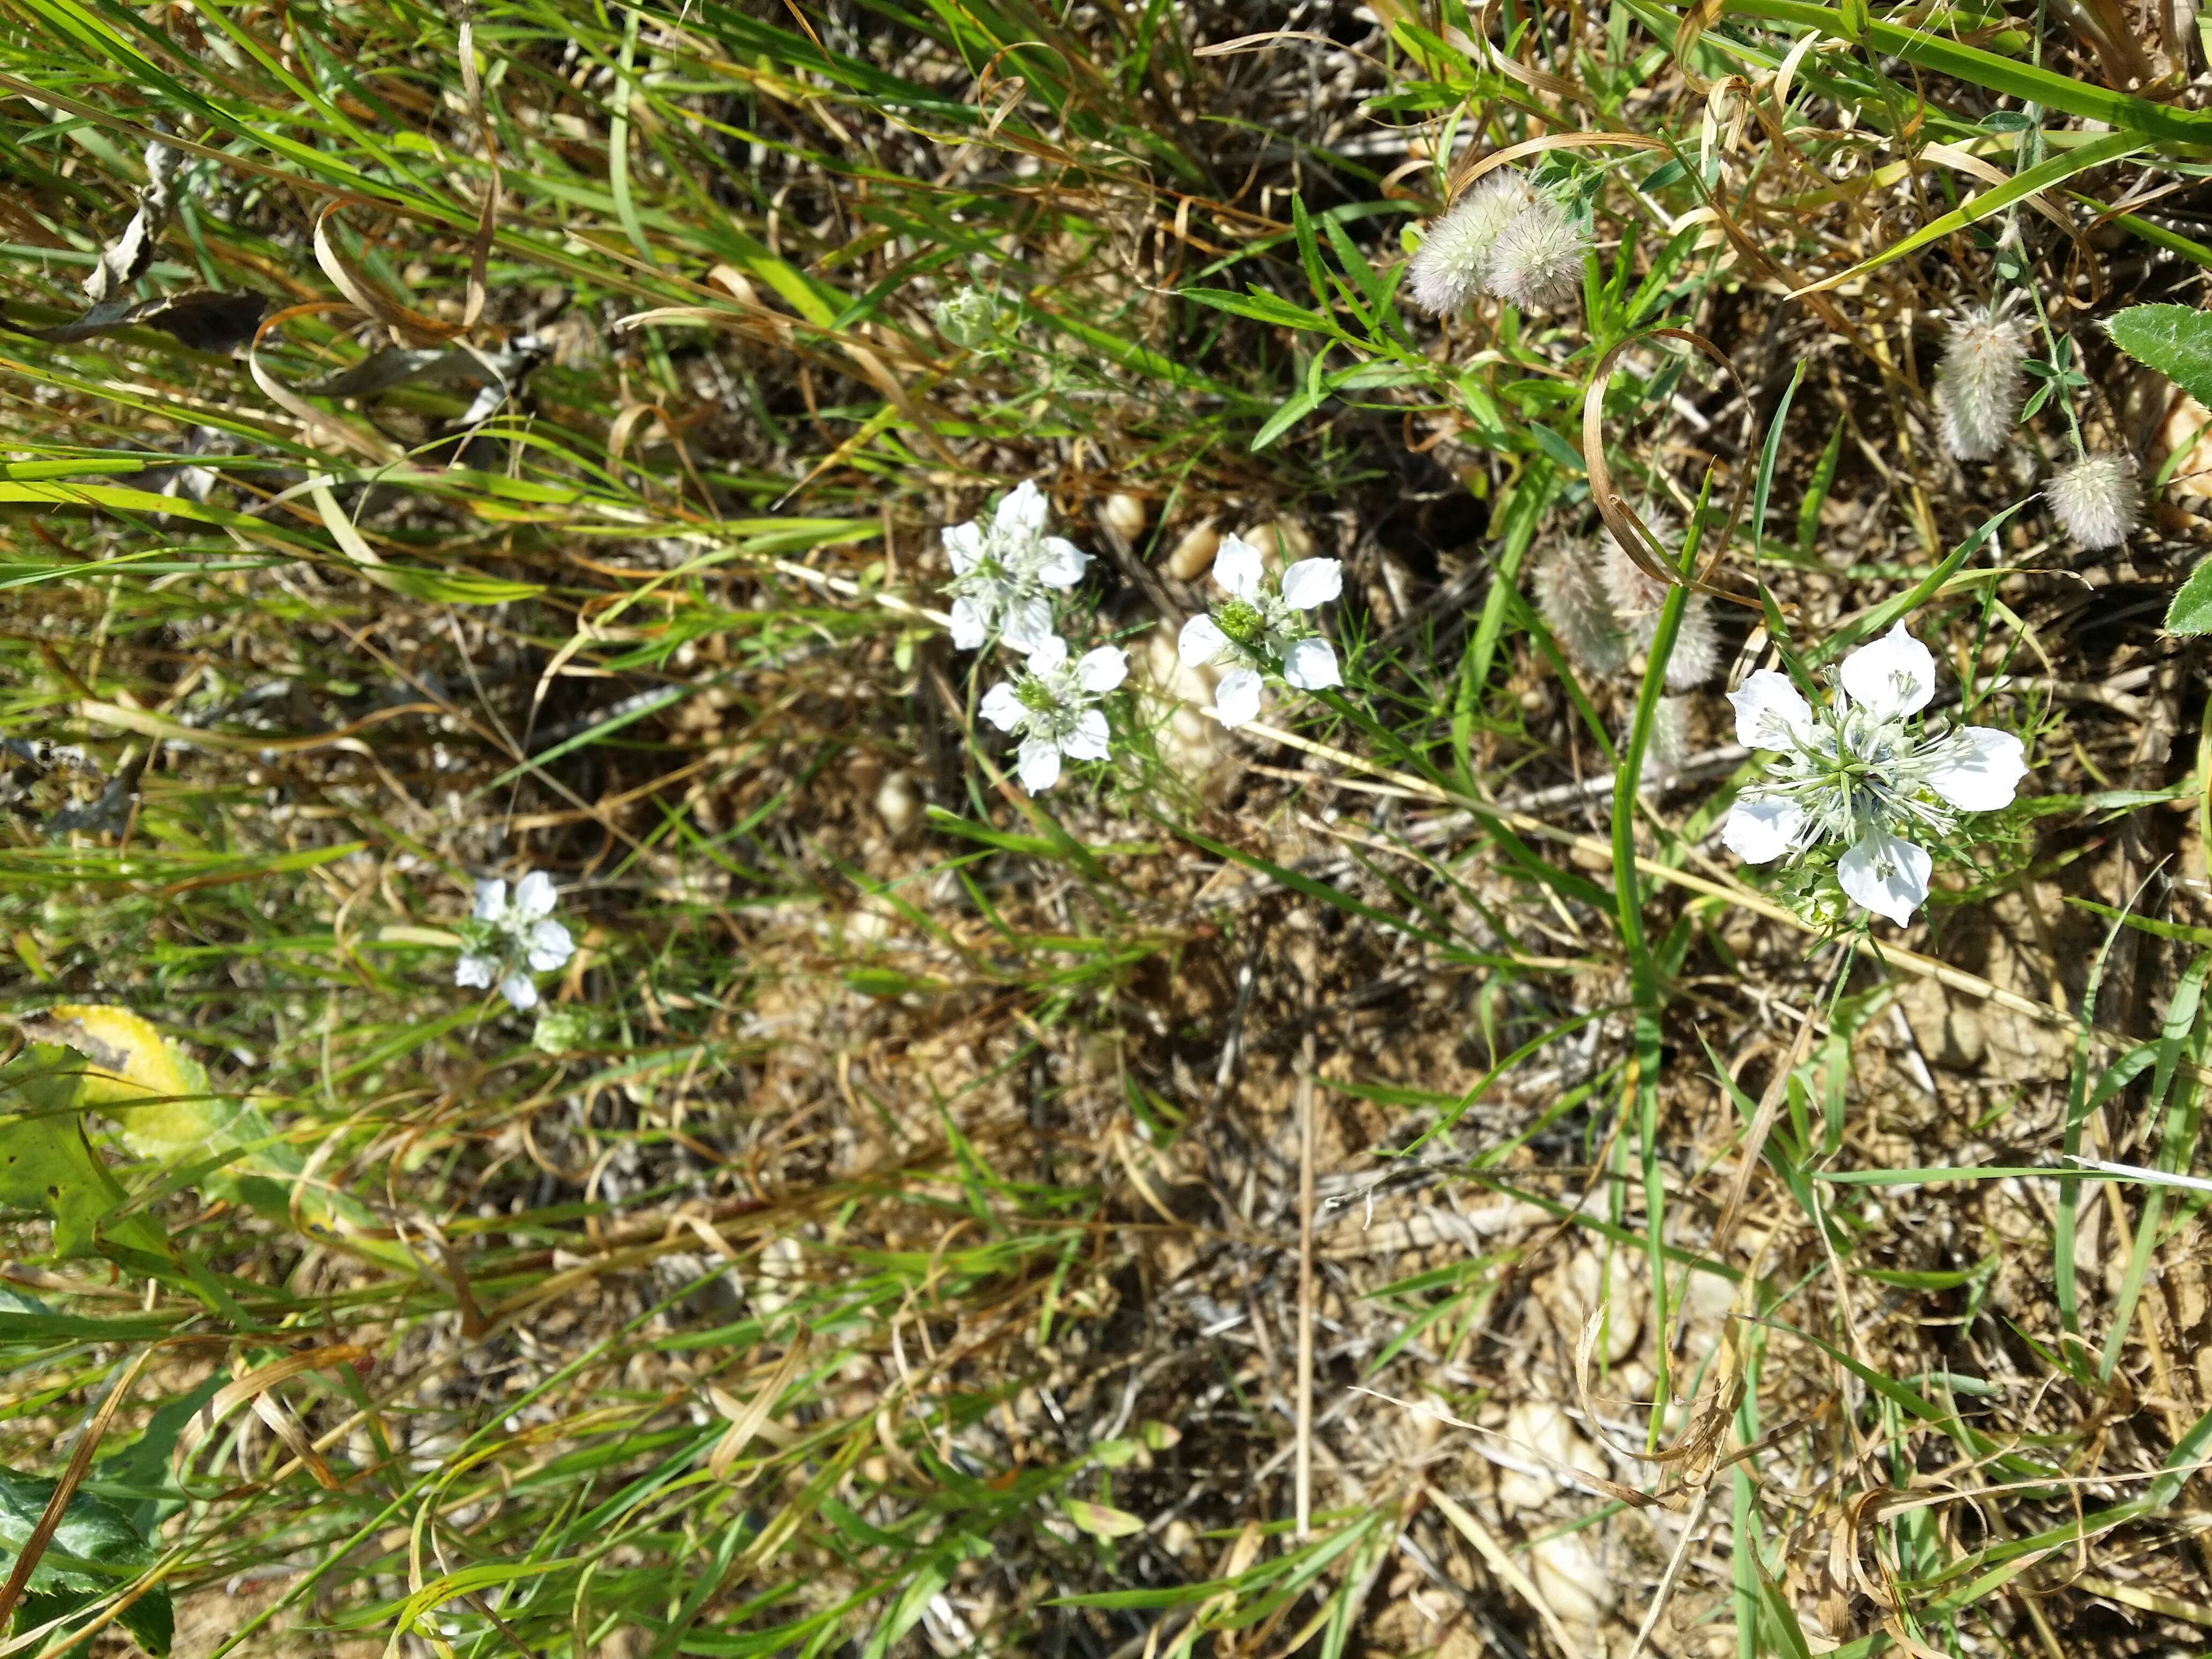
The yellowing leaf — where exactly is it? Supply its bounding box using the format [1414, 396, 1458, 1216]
[1060, 1498, 1145, 1540]
[22, 1005, 211, 1169]
[14, 1007, 413, 1269]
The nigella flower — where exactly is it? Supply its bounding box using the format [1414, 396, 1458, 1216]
[1407, 168, 1537, 315]
[1176, 535, 1343, 728]
[1484, 195, 1589, 312]
[1721, 624, 2028, 926]
[980, 634, 1129, 793]
[1600, 526, 1719, 691]
[1935, 298, 2030, 461]
[943, 480, 1090, 651]
[456, 870, 576, 1010]
[2046, 452, 2140, 549]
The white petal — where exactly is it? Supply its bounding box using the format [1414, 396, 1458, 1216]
[1839, 623, 1937, 721]
[996, 479, 1049, 535]
[513, 870, 557, 921]
[1213, 667, 1265, 729]
[1281, 637, 1340, 690]
[1839, 831, 1932, 926]
[472, 878, 507, 923]
[1211, 535, 1265, 599]
[1062, 709, 1112, 761]
[943, 521, 983, 574]
[950, 595, 989, 651]
[1721, 794, 1807, 864]
[527, 918, 574, 971]
[1025, 634, 1068, 674]
[1036, 536, 1089, 589]
[1727, 670, 1816, 750]
[1075, 646, 1129, 693]
[1924, 726, 2027, 812]
[1178, 613, 1230, 665]
[499, 972, 540, 1011]
[980, 682, 1026, 731]
[1016, 737, 1063, 793]
[1279, 557, 1343, 611]
[1004, 596, 1056, 653]
[455, 953, 497, 990]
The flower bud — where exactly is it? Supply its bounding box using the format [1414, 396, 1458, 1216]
[2046, 452, 2140, 548]
[1935, 301, 2030, 460]
[1406, 168, 1536, 316]
[1483, 195, 1589, 313]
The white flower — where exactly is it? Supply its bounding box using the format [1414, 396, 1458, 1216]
[2046, 453, 2140, 549]
[1837, 831, 1934, 928]
[1720, 623, 2028, 926]
[1176, 536, 1343, 728]
[1406, 168, 1537, 316]
[980, 634, 1127, 793]
[458, 869, 577, 1009]
[943, 480, 1090, 650]
[1935, 300, 2030, 461]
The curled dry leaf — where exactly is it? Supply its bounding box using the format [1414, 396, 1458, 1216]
[0, 137, 267, 354]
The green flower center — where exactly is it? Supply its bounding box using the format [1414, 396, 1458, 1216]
[1017, 678, 1058, 714]
[1215, 598, 1265, 645]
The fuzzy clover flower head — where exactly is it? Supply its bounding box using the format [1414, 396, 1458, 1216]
[456, 869, 575, 1010]
[1407, 168, 1537, 316]
[1484, 193, 1589, 312]
[1533, 545, 1628, 678]
[980, 634, 1128, 794]
[1935, 299, 2030, 461]
[942, 480, 1091, 651]
[2046, 452, 2140, 549]
[1599, 525, 1718, 690]
[1720, 624, 2028, 926]
[1176, 535, 1343, 728]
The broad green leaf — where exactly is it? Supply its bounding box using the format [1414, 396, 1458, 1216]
[2166, 555, 2212, 634]
[0, 1104, 138, 1259]
[91, 1376, 227, 1540]
[0, 1470, 171, 1656]
[2106, 304, 2212, 410]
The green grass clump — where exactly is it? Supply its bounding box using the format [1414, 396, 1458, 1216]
[1, 0, 2211, 1654]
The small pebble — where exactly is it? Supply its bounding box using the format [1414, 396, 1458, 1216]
[1099, 492, 1147, 544]
[875, 770, 920, 835]
[1165, 521, 1221, 580]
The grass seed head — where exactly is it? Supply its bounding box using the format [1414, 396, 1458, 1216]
[2046, 451, 2141, 548]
